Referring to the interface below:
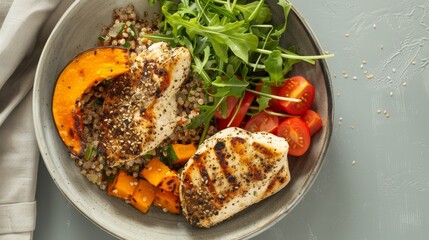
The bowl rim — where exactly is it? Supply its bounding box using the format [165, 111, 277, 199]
[33, 1, 334, 239]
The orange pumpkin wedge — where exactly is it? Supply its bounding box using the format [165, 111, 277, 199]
[52, 47, 130, 155]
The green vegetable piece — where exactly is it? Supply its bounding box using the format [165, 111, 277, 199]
[142, 154, 154, 160]
[212, 75, 248, 98]
[106, 173, 116, 183]
[187, 95, 227, 129]
[122, 42, 131, 48]
[129, 25, 138, 38]
[166, 144, 179, 162]
[93, 97, 104, 105]
[84, 146, 97, 161]
[271, 0, 292, 37]
[116, 24, 125, 36]
[265, 50, 283, 84]
[255, 83, 271, 113]
[235, 0, 272, 24]
[162, 5, 258, 63]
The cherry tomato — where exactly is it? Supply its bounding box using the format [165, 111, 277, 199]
[301, 109, 323, 136]
[255, 83, 284, 113]
[214, 96, 238, 119]
[276, 117, 311, 156]
[278, 76, 315, 115]
[217, 92, 256, 130]
[267, 86, 285, 113]
[244, 111, 279, 133]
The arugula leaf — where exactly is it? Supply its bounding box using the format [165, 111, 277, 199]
[234, 0, 272, 24]
[264, 50, 283, 85]
[162, 5, 258, 63]
[240, 63, 249, 79]
[271, 0, 292, 37]
[201, 0, 237, 21]
[225, 55, 242, 76]
[187, 96, 226, 129]
[280, 46, 302, 75]
[255, 83, 271, 113]
[212, 75, 248, 97]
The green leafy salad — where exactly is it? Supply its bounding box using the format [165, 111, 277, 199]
[144, 0, 333, 141]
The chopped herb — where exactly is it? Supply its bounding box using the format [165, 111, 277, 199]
[142, 154, 153, 159]
[98, 36, 106, 42]
[122, 41, 131, 48]
[129, 24, 138, 39]
[93, 97, 104, 105]
[84, 145, 98, 161]
[106, 173, 116, 182]
[165, 144, 179, 163]
[116, 24, 125, 36]
[159, 148, 173, 168]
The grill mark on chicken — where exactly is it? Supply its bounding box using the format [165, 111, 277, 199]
[263, 166, 290, 199]
[213, 139, 242, 198]
[251, 141, 277, 160]
[196, 154, 217, 194]
[213, 141, 231, 183]
[181, 152, 222, 227]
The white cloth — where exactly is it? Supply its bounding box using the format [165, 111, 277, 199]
[0, 0, 73, 239]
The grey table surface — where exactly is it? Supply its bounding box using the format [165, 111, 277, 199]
[34, 0, 429, 239]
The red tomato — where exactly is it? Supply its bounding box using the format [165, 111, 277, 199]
[244, 111, 279, 133]
[278, 76, 315, 115]
[276, 117, 311, 156]
[267, 86, 285, 112]
[255, 83, 284, 113]
[301, 109, 323, 136]
[217, 92, 256, 130]
[214, 96, 238, 119]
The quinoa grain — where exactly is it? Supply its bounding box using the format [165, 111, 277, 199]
[75, 6, 217, 209]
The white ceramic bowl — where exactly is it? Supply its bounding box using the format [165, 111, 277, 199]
[33, 0, 333, 239]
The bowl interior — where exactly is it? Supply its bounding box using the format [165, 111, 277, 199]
[33, 0, 333, 239]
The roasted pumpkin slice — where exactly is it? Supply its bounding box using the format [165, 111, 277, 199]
[52, 47, 130, 156]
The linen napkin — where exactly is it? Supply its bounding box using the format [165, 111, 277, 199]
[0, 0, 73, 239]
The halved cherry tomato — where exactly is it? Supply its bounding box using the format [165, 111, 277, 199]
[267, 86, 285, 113]
[244, 111, 279, 133]
[217, 92, 256, 130]
[301, 109, 323, 136]
[255, 83, 284, 113]
[276, 117, 311, 156]
[278, 76, 315, 115]
[214, 96, 238, 119]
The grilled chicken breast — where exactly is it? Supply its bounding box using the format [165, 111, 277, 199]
[180, 127, 291, 228]
[99, 42, 191, 166]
